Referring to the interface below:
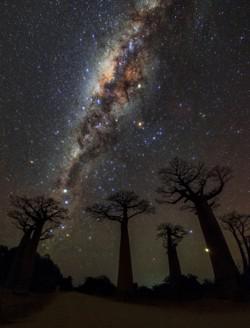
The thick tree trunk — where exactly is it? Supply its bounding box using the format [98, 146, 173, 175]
[242, 235, 250, 269]
[6, 231, 32, 289]
[7, 224, 43, 292]
[167, 232, 182, 282]
[18, 224, 43, 292]
[232, 231, 248, 274]
[117, 220, 133, 291]
[196, 200, 239, 291]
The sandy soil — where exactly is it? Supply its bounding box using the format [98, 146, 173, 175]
[1, 292, 250, 328]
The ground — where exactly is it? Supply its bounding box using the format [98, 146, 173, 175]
[1, 292, 250, 327]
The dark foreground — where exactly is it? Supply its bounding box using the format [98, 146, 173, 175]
[1, 292, 250, 327]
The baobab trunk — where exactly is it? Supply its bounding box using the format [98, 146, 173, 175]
[196, 200, 239, 291]
[7, 224, 44, 292]
[17, 224, 43, 292]
[6, 230, 32, 290]
[167, 231, 182, 282]
[242, 235, 250, 271]
[232, 231, 248, 274]
[117, 220, 133, 291]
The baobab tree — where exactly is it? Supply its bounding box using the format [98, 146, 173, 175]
[7, 195, 69, 291]
[157, 223, 187, 282]
[156, 158, 239, 290]
[86, 190, 154, 291]
[221, 211, 250, 274]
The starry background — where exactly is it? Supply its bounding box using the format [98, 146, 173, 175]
[0, 0, 249, 286]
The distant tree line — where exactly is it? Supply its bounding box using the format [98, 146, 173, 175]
[0, 157, 250, 298]
[0, 245, 73, 292]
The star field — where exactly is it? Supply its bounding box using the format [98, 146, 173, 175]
[0, 0, 249, 285]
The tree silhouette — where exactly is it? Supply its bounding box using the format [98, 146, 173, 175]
[7, 195, 68, 291]
[0, 246, 63, 292]
[156, 158, 239, 290]
[157, 223, 187, 282]
[221, 211, 250, 274]
[86, 190, 154, 291]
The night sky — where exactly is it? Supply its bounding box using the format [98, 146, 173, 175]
[0, 0, 249, 286]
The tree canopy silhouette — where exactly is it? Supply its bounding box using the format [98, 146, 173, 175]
[86, 190, 154, 291]
[156, 158, 239, 292]
[156, 157, 232, 209]
[7, 195, 69, 291]
[9, 195, 68, 240]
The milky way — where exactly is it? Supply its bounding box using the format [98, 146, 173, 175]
[58, 0, 172, 203]
[1, 0, 249, 285]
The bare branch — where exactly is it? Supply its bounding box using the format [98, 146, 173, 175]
[157, 158, 232, 209]
[8, 195, 69, 237]
[205, 166, 232, 200]
[86, 190, 154, 224]
[86, 203, 122, 222]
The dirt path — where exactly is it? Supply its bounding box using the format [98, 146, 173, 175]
[2, 292, 250, 328]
